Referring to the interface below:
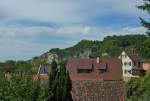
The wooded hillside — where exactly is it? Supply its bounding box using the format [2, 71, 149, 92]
[34, 34, 149, 61]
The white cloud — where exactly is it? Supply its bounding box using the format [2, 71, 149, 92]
[0, 0, 147, 24]
[0, 0, 148, 61]
[0, 0, 85, 23]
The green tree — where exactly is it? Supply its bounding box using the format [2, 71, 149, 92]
[32, 80, 40, 101]
[138, 0, 150, 37]
[126, 74, 150, 101]
[47, 60, 58, 101]
[47, 61, 73, 101]
[0, 75, 35, 100]
[64, 72, 73, 101]
[140, 38, 150, 58]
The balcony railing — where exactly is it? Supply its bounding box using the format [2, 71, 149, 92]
[131, 67, 145, 76]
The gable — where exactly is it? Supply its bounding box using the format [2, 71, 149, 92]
[120, 51, 132, 62]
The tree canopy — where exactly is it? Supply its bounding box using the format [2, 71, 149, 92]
[138, 0, 150, 36]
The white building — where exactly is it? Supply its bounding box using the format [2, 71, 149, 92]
[119, 50, 145, 81]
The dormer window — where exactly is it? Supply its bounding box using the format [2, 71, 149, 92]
[99, 69, 107, 74]
[77, 69, 93, 73]
[98, 63, 108, 74]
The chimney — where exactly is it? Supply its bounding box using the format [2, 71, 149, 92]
[97, 57, 100, 64]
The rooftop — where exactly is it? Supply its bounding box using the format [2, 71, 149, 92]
[67, 58, 122, 81]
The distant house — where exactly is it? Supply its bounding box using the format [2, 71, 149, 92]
[67, 58, 126, 101]
[4, 71, 12, 80]
[37, 64, 49, 81]
[119, 50, 145, 81]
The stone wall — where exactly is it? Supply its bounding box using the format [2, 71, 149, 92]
[71, 80, 126, 101]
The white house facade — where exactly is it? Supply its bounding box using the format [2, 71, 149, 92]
[119, 50, 145, 81]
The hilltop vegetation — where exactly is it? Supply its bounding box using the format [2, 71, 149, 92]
[35, 34, 149, 62]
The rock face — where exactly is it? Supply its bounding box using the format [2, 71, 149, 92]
[46, 53, 58, 64]
[71, 80, 126, 101]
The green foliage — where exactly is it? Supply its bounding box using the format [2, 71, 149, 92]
[140, 38, 150, 59]
[127, 79, 141, 98]
[138, 0, 150, 36]
[0, 74, 35, 100]
[32, 80, 40, 101]
[0, 74, 49, 101]
[0, 61, 32, 74]
[47, 61, 72, 101]
[49, 40, 101, 59]
[126, 74, 150, 101]
[40, 35, 148, 59]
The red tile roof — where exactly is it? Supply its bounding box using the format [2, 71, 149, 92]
[67, 58, 122, 81]
[77, 59, 93, 69]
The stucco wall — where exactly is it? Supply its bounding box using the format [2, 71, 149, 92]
[71, 80, 126, 101]
[120, 51, 139, 78]
[121, 51, 133, 77]
[143, 63, 150, 74]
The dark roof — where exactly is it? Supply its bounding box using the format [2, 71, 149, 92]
[38, 64, 49, 75]
[124, 50, 142, 62]
[123, 50, 145, 71]
[67, 58, 122, 81]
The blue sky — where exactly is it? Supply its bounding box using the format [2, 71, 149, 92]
[0, 0, 148, 61]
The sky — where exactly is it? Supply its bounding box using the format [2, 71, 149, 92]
[0, 0, 148, 61]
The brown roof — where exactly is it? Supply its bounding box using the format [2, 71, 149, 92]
[77, 59, 93, 69]
[67, 58, 122, 81]
[124, 50, 142, 62]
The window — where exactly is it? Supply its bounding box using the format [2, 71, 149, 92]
[124, 62, 127, 66]
[124, 70, 131, 74]
[77, 69, 92, 73]
[124, 62, 132, 66]
[129, 62, 131, 66]
[99, 69, 106, 74]
[134, 62, 136, 66]
[124, 70, 128, 74]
